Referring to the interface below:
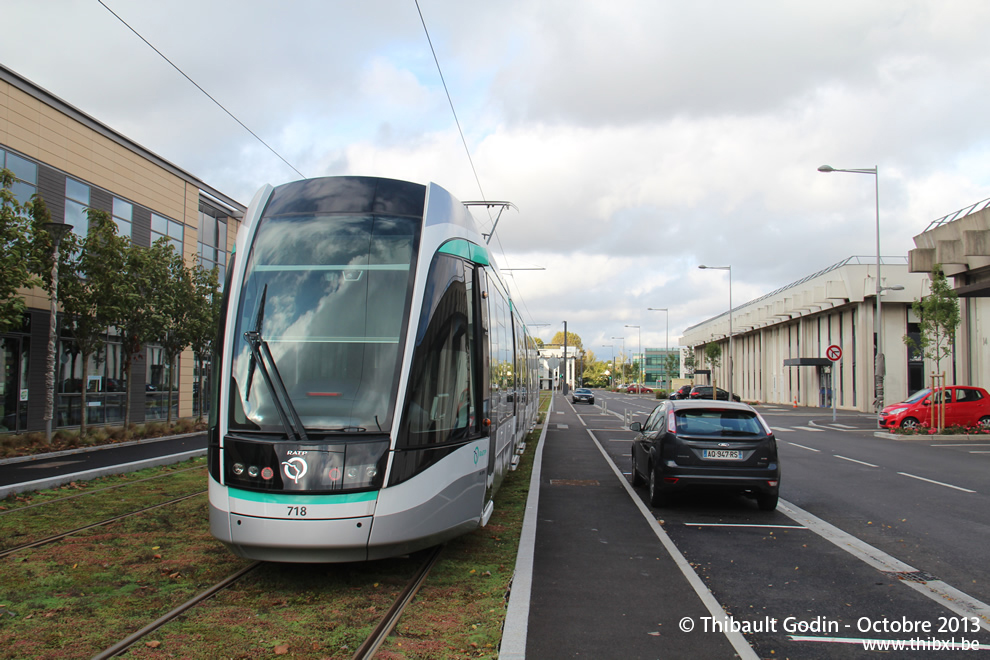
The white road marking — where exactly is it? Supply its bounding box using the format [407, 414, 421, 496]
[787, 442, 821, 452]
[789, 635, 990, 650]
[793, 425, 825, 432]
[683, 523, 807, 529]
[779, 499, 990, 633]
[897, 471, 976, 493]
[587, 429, 759, 659]
[834, 455, 879, 468]
[826, 423, 856, 429]
[770, 426, 793, 433]
[934, 443, 990, 447]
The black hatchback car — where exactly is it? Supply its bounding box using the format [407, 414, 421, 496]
[629, 400, 780, 510]
[688, 385, 742, 402]
[669, 384, 693, 400]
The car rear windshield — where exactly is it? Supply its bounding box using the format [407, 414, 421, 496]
[675, 409, 764, 437]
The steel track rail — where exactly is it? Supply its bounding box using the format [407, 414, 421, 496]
[0, 465, 205, 516]
[350, 544, 444, 660]
[0, 490, 206, 558]
[91, 561, 263, 660]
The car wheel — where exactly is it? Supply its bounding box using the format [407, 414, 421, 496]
[630, 453, 644, 486]
[647, 464, 669, 507]
[756, 489, 779, 511]
[980, 416, 990, 429]
[900, 417, 920, 430]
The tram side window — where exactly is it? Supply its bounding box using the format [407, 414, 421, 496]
[401, 255, 476, 448]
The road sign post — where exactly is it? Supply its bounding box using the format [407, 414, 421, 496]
[826, 345, 842, 422]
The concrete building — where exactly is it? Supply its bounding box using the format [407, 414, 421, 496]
[538, 344, 580, 391]
[680, 256, 932, 411]
[0, 63, 245, 434]
[908, 198, 990, 389]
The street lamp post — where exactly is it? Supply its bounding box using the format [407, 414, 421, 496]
[42, 222, 73, 443]
[625, 325, 642, 388]
[647, 308, 669, 393]
[611, 336, 625, 385]
[698, 265, 733, 401]
[818, 164, 884, 413]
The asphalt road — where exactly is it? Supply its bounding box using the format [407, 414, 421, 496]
[0, 433, 208, 497]
[575, 390, 990, 658]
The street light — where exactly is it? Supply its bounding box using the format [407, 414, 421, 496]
[698, 265, 733, 401]
[647, 308, 669, 392]
[818, 164, 885, 412]
[611, 336, 625, 385]
[601, 344, 613, 389]
[41, 222, 73, 443]
[625, 324, 642, 387]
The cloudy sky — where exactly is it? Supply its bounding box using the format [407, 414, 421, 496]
[4, 0, 990, 361]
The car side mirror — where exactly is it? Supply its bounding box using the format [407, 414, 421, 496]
[629, 421, 642, 432]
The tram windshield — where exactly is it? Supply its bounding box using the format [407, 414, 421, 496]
[229, 213, 419, 434]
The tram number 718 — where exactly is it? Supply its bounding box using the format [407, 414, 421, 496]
[286, 506, 308, 517]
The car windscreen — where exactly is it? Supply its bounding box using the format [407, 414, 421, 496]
[575, 389, 591, 394]
[902, 388, 931, 404]
[674, 409, 764, 437]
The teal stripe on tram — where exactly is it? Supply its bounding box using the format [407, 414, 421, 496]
[438, 239, 490, 266]
[229, 487, 378, 505]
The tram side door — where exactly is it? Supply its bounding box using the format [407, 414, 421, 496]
[475, 266, 496, 505]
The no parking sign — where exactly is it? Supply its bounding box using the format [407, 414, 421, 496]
[826, 344, 842, 362]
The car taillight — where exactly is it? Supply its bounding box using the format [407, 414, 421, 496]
[768, 480, 778, 487]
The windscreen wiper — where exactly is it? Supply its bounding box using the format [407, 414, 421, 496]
[243, 330, 310, 443]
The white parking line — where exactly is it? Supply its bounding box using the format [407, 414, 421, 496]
[792, 425, 825, 432]
[787, 442, 821, 452]
[834, 455, 879, 468]
[897, 472, 976, 493]
[778, 499, 990, 633]
[827, 423, 856, 429]
[769, 426, 793, 433]
[683, 523, 807, 529]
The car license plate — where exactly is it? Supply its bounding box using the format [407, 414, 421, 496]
[703, 449, 741, 460]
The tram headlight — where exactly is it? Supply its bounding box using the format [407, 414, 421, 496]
[232, 463, 245, 476]
[247, 465, 260, 478]
[366, 466, 378, 479]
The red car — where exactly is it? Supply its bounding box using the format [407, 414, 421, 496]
[879, 386, 990, 430]
[626, 384, 653, 394]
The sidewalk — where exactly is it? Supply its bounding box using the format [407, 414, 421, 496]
[501, 392, 754, 659]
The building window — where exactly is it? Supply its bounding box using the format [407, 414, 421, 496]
[197, 206, 228, 282]
[65, 177, 91, 237]
[151, 213, 183, 253]
[1, 149, 38, 205]
[112, 197, 133, 239]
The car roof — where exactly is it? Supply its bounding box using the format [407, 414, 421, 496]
[669, 399, 756, 413]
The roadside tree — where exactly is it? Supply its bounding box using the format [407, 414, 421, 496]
[187, 265, 221, 421]
[57, 209, 130, 438]
[903, 264, 960, 382]
[0, 168, 41, 333]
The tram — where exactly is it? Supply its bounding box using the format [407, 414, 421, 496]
[207, 176, 539, 562]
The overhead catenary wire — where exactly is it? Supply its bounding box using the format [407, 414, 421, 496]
[414, 1, 541, 328]
[95, 0, 306, 180]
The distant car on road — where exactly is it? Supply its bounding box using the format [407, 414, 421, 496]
[879, 386, 990, 430]
[688, 386, 741, 402]
[626, 384, 653, 394]
[571, 388, 595, 405]
[629, 399, 780, 510]
[669, 384, 693, 400]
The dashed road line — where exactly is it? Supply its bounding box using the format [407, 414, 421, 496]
[897, 472, 976, 493]
[834, 455, 879, 468]
[787, 442, 821, 452]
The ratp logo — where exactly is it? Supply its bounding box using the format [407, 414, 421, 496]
[473, 446, 488, 465]
[281, 457, 308, 483]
